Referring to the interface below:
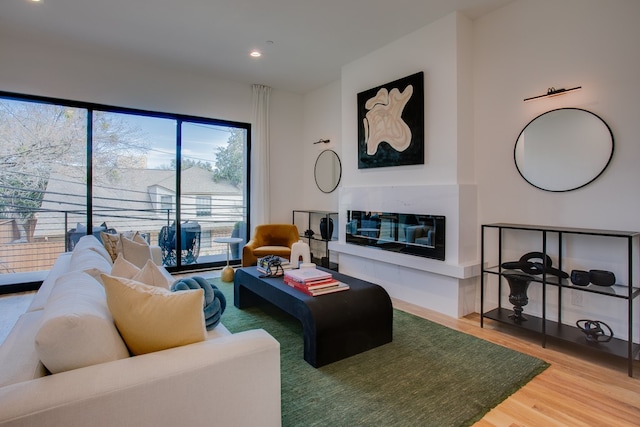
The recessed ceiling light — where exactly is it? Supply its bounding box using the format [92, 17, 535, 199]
[250, 50, 262, 58]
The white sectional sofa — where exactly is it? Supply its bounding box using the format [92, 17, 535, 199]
[0, 235, 281, 427]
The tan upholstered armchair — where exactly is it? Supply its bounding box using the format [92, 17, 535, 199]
[242, 224, 300, 267]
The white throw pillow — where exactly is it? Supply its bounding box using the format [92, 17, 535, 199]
[132, 259, 174, 290]
[35, 272, 130, 374]
[111, 253, 141, 279]
[120, 234, 152, 269]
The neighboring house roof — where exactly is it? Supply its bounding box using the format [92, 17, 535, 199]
[34, 166, 242, 238]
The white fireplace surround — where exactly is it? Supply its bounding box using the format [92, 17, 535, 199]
[329, 184, 481, 318]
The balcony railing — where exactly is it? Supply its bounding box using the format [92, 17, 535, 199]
[0, 205, 245, 276]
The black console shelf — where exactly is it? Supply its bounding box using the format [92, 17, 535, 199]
[481, 223, 640, 377]
[292, 210, 338, 270]
[484, 307, 640, 360]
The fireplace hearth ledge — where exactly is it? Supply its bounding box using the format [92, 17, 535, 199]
[329, 242, 480, 279]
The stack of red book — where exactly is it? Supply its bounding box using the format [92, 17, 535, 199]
[283, 268, 350, 296]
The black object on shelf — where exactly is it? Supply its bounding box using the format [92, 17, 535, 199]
[589, 269, 616, 287]
[570, 270, 591, 286]
[319, 217, 334, 240]
[504, 272, 533, 323]
[293, 210, 338, 271]
[576, 319, 614, 343]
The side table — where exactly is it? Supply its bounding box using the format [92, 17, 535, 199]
[214, 237, 244, 282]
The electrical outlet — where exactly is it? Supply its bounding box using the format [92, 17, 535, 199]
[571, 291, 583, 307]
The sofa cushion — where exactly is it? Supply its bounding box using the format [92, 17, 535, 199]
[71, 235, 113, 265]
[70, 240, 113, 275]
[0, 310, 47, 387]
[35, 272, 130, 374]
[27, 252, 72, 312]
[101, 274, 206, 355]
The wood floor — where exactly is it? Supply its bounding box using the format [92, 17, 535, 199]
[393, 298, 640, 427]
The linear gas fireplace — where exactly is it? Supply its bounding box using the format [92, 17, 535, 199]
[345, 210, 446, 261]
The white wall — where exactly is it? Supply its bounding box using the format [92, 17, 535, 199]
[341, 13, 463, 187]
[474, 0, 640, 338]
[0, 34, 305, 227]
[474, 0, 640, 231]
[301, 80, 342, 212]
[324, 12, 479, 318]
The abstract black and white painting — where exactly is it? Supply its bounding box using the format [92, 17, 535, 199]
[357, 72, 424, 169]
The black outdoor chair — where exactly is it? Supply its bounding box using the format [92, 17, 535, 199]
[66, 222, 116, 251]
[158, 221, 201, 266]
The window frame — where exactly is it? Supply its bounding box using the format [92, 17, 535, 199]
[0, 90, 252, 273]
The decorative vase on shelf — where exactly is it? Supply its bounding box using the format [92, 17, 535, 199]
[319, 217, 334, 240]
[504, 272, 533, 324]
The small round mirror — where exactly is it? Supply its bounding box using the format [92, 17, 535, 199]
[314, 149, 342, 193]
[514, 108, 614, 192]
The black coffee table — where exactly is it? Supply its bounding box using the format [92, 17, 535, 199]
[234, 267, 393, 367]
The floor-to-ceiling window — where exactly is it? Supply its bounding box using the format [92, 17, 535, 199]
[181, 122, 248, 267]
[0, 91, 250, 275]
[0, 98, 87, 273]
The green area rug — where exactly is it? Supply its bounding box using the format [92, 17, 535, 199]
[213, 279, 548, 427]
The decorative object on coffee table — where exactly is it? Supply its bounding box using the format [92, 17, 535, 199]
[503, 272, 533, 323]
[289, 240, 311, 268]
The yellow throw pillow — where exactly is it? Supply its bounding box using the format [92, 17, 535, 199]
[101, 274, 206, 355]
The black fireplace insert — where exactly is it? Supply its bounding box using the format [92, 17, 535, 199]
[345, 210, 445, 261]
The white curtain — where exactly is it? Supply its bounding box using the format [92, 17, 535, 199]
[250, 84, 271, 229]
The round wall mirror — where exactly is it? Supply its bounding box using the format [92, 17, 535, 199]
[314, 149, 342, 193]
[514, 108, 614, 192]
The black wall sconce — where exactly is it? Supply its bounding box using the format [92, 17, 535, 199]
[524, 86, 581, 102]
[313, 139, 330, 144]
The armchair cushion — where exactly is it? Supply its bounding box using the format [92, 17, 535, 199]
[242, 224, 300, 267]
